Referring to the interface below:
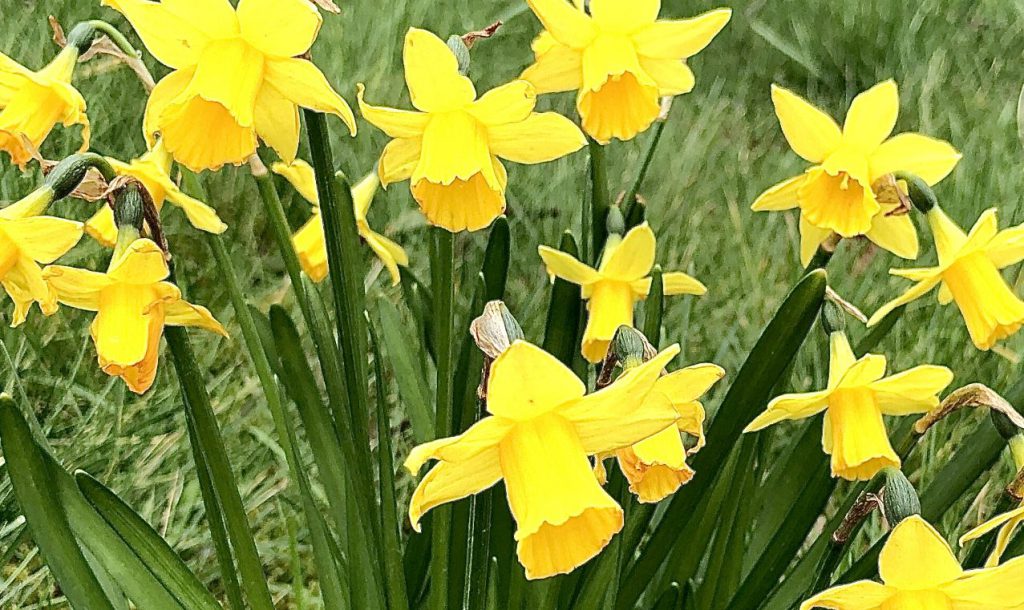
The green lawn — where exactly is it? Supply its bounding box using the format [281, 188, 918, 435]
[2, 0, 1023, 606]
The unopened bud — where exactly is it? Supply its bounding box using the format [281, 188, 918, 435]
[820, 301, 846, 335]
[446, 35, 471, 76]
[892, 172, 937, 213]
[606, 205, 625, 237]
[881, 467, 920, 525]
[611, 326, 649, 370]
[113, 182, 145, 233]
[470, 300, 524, 359]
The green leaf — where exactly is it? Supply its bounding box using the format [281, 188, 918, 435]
[378, 298, 435, 444]
[542, 231, 584, 365]
[643, 266, 664, 344]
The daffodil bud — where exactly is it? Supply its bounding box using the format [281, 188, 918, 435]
[820, 301, 846, 336]
[881, 467, 921, 525]
[993, 409, 1024, 443]
[892, 172, 937, 213]
[611, 326, 650, 370]
[446, 35, 471, 76]
[44, 153, 116, 200]
[65, 20, 142, 59]
[113, 183, 145, 235]
[470, 300, 524, 359]
[605, 205, 625, 237]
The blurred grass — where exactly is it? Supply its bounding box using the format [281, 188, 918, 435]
[1, 0, 1024, 606]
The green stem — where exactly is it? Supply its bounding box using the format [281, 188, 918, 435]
[587, 137, 611, 265]
[67, 20, 142, 57]
[622, 117, 668, 227]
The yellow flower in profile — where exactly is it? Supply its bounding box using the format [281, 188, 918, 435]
[744, 331, 952, 481]
[869, 207, 1024, 350]
[752, 80, 961, 266]
[104, 0, 356, 172]
[357, 28, 586, 233]
[520, 0, 730, 143]
[802, 515, 1024, 609]
[0, 46, 89, 167]
[86, 140, 227, 247]
[0, 188, 83, 326]
[271, 159, 409, 285]
[405, 340, 681, 579]
[43, 238, 226, 394]
[538, 222, 705, 363]
[960, 504, 1024, 569]
[596, 363, 722, 503]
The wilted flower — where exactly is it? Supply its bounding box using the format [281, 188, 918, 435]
[521, 0, 730, 143]
[357, 27, 586, 233]
[538, 222, 705, 362]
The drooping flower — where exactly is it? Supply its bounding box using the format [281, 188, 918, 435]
[538, 222, 705, 363]
[868, 207, 1024, 351]
[961, 504, 1024, 568]
[405, 340, 681, 579]
[104, 0, 356, 172]
[85, 139, 227, 247]
[43, 238, 226, 393]
[520, 0, 730, 143]
[0, 188, 83, 326]
[596, 363, 723, 503]
[271, 159, 408, 285]
[802, 515, 1024, 609]
[357, 27, 586, 233]
[744, 330, 952, 481]
[752, 80, 962, 266]
[0, 46, 89, 167]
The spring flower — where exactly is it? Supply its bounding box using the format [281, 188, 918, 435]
[960, 504, 1024, 568]
[104, 0, 356, 172]
[868, 207, 1024, 350]
[0, 188, 83, 326]
[520, 0, 730, 143]
[802, 515, 1024, 609]
[43, 238, 226, 393]
[405, 340, 681, 579]
[0, 46, 89, 168]
[744, 331, 952, 481]
[538, 222, 705, 363]
[357, 28, 586, 233]
[752, 80, 961, 266]
[596, 363, 723, 503]
[85, 140, 227, 247]
[271, 159, 408, 285]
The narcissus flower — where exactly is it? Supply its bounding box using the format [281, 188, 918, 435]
[521, 0, 730, 142]
[538, 222, 705, 363]
[405, 340, 681, 579]
[43, 238, 226, 393]
[104, 0, 356, 172]
[357, 27, 586, 233]
[961, 504, 1024, 568]
[86, 140, 227, 247]
[0, 46, 89, 167]
[752, 80, 961, 266]
[271, 159, 409, 285]
[744, 331, 952, 481]
[869, 207, 1024, 350]
[596, 363, 722, 503]
[0, 188, 82, 326]
[802, 515, 1024, 610]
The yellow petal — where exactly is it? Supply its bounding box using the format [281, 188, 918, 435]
[752, 175, 804, 211]
[659, 271, 706, 296]
[744, 389, 831, 432]
[798, 581, 893, 610]
[987, 224, 1024, 269]
[165, 298, 227, 336]
[941, 555, 1024, 606]
[108, 239, 170, 285]
[618, 428, 693, 503]
[637, 57, 695, 96]
[770, 85, 841, 164]
[879, 515, 963, 589]
[405, 416, 514, 474]
[631, 8, 732, 60]
[943, 250, 1024, 350]
[363, 229, 408, 286]
[538, 246, 600, 286]
[272, 159, 319, 205]
[486, 340, 586, 421]
[99, 301, 166, 395]
[403, 28, 476, 112]
[867, 275, 942, 327]
[826, 331, 857, 387]
[3, 257, 53, 323]
[926, 207, 968, 265]
[826, 387, 899, 481]
[960, 506, 1024, 568]
[237, 0, 321, 58]
[292, 213, 328, 282]
[870, 133, 961, 186]
[835, 354, 887, 389]
[42, 265, 111, 311]
[469, 80, 536, 127]
[799, 214, 833, 267]
[254, 83, 300, 164]
[578, 36, 660, 142]
[487, 112, 586, 165]
[654, 363, 724, 405]
[378, 137, 421, 188]
[870, 365, 953, 416]
[842, 80, 898, 153]
[798, 166, 878, 238]
[580, 281, 636, 363]
[160, 93, 257, 173]
[865, 208, 918, 260]
[159, 179, 227, 234]
[92, 283, 174, 370]
[186, 38, 264, 127]
[351, 174, 381, 221]
[520, 33, 584, 94]
[409, 454, 503, 532]
[960, 506, 1024, 546]
[356, 84, 429, 139]
[413, 110, 495, 187]
[525, 0, 596, 48]
[4, 216, 83, 263]
[143, 69, 194, 148]
[412, 165, 507, 233]
[85, 206, 118, 248]
[589, 0, 659, 32]
[100, 0, 237, 69]
[600, 223, 656, 281]
[264, 58, 356, 136]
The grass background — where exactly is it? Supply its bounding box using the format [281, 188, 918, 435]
[1, 0, 1023, 606]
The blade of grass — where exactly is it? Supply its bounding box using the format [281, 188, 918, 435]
[378, 298, 434, 443]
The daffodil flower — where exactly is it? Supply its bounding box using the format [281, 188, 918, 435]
[271, 159, 409, 285]
[868, 207, 1024, 351]
[357, 28, 586, 233]
[104, 0, 356, 172]
[596, 363, 723, 503]
[0, 46, 89, 167]
[520, 0, 730, 143]
[960, 504, 1024, 569]
[744, 331, 952, 481]
[86, 140, 227, 247]
[802, 515, 1024, 609]
[405, 340, 681, 579]
[752, 80, 961, 266]
[43, 238, 226, 394]
[538, 222, 705, 363]
[0, 188, 83, 326]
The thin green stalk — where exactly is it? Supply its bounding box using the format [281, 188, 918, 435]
[587, 138, 611, 265]
[623, 117, 668, 227]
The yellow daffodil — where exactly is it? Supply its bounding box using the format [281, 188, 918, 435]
[104, 0, 356, 172]
[538, 222, 705, 363]
[752, 80, 962, 266]
[802, 515, 1024, 609]
[0, 46, 89, 167]
[43, 238, 226, 393]
[357, 28, 586, 233]
[744, 331, 952, 481]
[271, 159, 409, 285]
[960, 504, 1024, 569]
[405, 340, 681, 579]
[596, 363, 723, 503]
[86, 140, 227, 247]
[520, 0, 730, 143]
[0, 188, 82, 326]
[868, 207, 1024, 350]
